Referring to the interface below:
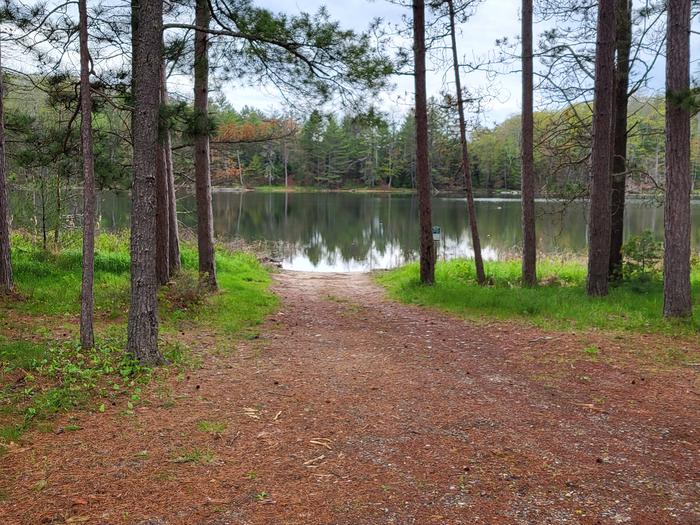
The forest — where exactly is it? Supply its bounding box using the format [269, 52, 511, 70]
[0, 0, 699, 524]
[4, 77, 700, 194]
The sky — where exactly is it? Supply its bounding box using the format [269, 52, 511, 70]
[5, 0, 698, 126]
[219, 0, 532, 124]
[214, 0, 698, 126]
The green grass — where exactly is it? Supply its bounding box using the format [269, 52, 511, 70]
[9, 232, 131, 317]
[376, 258, 700, 335]
[196, 420, 227, 434]
[172, 448, 215, 464]
[7, 232, 276, 331]
[0, 339, 49, 371]
[0, 232, 276, 443]
[205, 251, 277, 334]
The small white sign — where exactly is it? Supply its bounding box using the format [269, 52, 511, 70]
[432, 226, 442, 241]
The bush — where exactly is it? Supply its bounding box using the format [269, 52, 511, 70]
[622, 230, 662, 279]
[162, 269, 208, 310]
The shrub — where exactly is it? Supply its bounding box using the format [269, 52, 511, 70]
[622, 230, 662, 279]
[162, 269, 208, 310]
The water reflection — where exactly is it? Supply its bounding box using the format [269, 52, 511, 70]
[11, 189, 698, 272]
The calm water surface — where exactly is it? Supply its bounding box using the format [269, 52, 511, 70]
[13, 189, 700, 272]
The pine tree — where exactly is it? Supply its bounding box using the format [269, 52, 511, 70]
[663, 0, 692, 318]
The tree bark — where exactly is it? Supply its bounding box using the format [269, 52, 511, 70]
[0, 40, 12, 293]
[413, 0, 435, 284]
[127, 0, 165, 365]
[521, 0, 536, 286]
[663, 0, 692, 318]
[54, 174, 61, 246]
[447, 0, 485, 285]
[79, 0, 96, 349]
[194, 0, 217, 289]
[608, 0, 631, 281]
[586, 0, 616, 297]
[161, 65, 181, 275]
[155, 135, 170, 285]
[155, 62, 170, 285]
[165, 133, 180, 274]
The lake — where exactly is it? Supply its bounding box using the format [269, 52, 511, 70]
[12, 189, 700, 272]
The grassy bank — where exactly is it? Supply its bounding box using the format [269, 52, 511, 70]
[376, 258, 700, 335]
[0, 233, 277, 444]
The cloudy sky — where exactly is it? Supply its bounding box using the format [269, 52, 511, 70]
[6, 0, 696, 125]
[214, 0, 698, 126]
[219, 0, 532, 124]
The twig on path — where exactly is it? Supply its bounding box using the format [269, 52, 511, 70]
[304, 454, 326, 467]
[243, 407, 261, 419]
[310, 438, 333, 450]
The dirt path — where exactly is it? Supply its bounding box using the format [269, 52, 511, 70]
[2, 272, 699, 524]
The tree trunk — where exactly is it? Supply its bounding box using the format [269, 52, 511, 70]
[40, 176, 47, 250]
[194, 0, 217, 289]
[0, 40, 12, 293]
[161, 64, 181, 275]
[608, 0, 632, 281]
[79, 0, 96, 349]
[447, 0, 486, 285]
[521, 0, 536, 286]
[155, 129, 170, 285]
[155, 59, 170, 286]
[127, 0, 165, 365]
[663, 0, 692, 318]
[586, 0, 616, 297]
[237, 151, 244, 187]
[412, 0, 435, 284]
[284, 142, 289, 188]
[155, 59, 170, 285]
[165, 137, 180, 274]
[54, 173, 61, 245]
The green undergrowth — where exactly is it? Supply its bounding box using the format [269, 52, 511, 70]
[9, 232, 132, 317]
[376, 258, 700, 336]
[0, 331, 154, 445]
[0, 232, 276, 445]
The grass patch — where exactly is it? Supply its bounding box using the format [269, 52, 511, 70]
[583, 345, 600, 359]
[0, 334, 151, 443]
[0, 339, 49, 371]
[254, 490, 270, 502]
[196, 420, 227, 434]
[197, 250, 277, 334]
[172, 448, 215, 464]
[9, 232, 131, 317]
[7, 232, 277, 330]
[376, 258, 700, 335]
[0, 232, 276, 443]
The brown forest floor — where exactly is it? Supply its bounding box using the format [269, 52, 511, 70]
[1, 271, 700, 525]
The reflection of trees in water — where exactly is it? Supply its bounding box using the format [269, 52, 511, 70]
[20, 189, 700, 271]
[206, 193, 592, 268]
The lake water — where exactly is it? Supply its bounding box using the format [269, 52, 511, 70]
[12, 189, 700, 272]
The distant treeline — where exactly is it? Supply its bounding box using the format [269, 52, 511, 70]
[208, 97, 700, 195]
[3, 75, 698, 196]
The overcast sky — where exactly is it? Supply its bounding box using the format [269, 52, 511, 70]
[219, 0, 532, 124]
[214, 0, 699, 126]
[6, 0, 697, 125]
